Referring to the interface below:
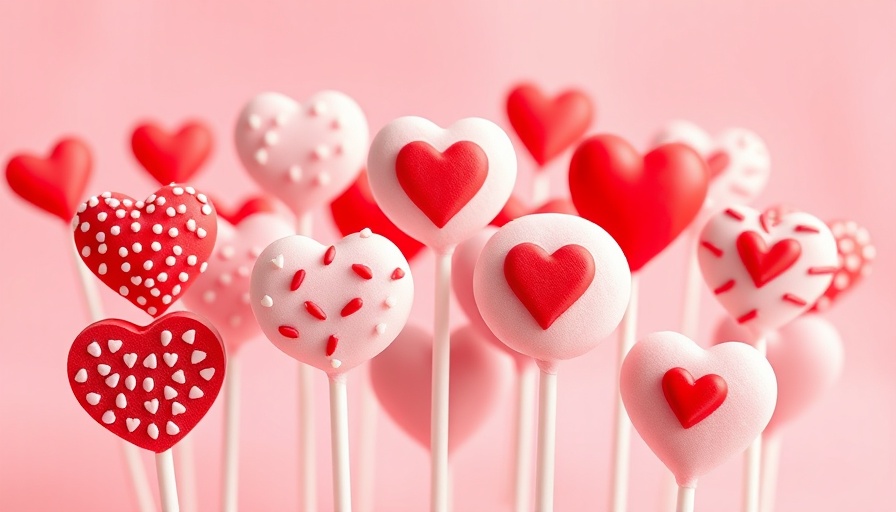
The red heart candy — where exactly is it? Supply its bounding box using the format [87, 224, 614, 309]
[131, 122, 213, 185]
[810, 220, 875, 312]
[736, 231, 801, 288]
[72, 184, 218, 317]
[506, 83, 594, 166]
[67, 312, 226, 453]
[5, 138, 92, 221]
[662, 367, 728, 429]
[568, 135, 709, 271]
[504, 242, 595, 330]
[210, 195, 286, 225]
[490, 195, 577, 228]
[395, 141, 488, 228]
[330, 171, 424, 261]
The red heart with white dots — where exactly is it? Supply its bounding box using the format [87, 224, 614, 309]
[810, 220, 875, 312]
[67, 312, 226, 453]
[72, 184, 218, 317]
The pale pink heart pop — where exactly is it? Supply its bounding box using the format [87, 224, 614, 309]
[620, 331, 777, 487]
[181, 213, 294, 353]
[249, 230, 413, 375]
[654, 121, 771, 213]
[698, 206, 838, 336]
[370, 324, 511, 453]
[366, 116, 517, 252]
[234, 91, 369, 215]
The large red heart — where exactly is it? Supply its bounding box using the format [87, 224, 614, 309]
[5, 138, 92, 221]
[67, 312, 226, 453]
[131, 122, 213, 185]
[503, 242, 595, 330]
[490, 195, 577, 228]
[330, 171, 424, 261]
[210, 195, 286, 225]
[395, 141, 488, 229]
[506, 83, 594, 166]
[568, 134, 709, 271]
[72, 184, 218, 317]
[736, 231, 801, 288]
[662, 367, 728, 429]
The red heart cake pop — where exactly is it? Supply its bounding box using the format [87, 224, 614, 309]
[5, 138, 93, 221]
[506, 83, 594, 166]
[131, 122, 213, 185]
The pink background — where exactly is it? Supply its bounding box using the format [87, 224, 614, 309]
[2, 1, 894, 510]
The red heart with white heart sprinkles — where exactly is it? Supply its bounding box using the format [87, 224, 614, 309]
[72, 184, 218, 317]
[67, 312, 226, 453]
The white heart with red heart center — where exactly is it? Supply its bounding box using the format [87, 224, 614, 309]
[250, 230, 414, 375]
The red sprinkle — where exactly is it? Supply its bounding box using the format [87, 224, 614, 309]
[323, 246, 336, 265]
[808, 266, 837, 275]
[737, 309, 758, 324]
[304, 301, 327, 320]
[341, 297, 363, 317]
[782, 294, 807, 306]
[326, 335, 338, 357]
[391, 267, 405, 280]
[724, 208, 744, 221]
[700, 241, 723, 257]
[352, 264, 373, 280]
[290, 269, 306, 291]
[794, 225, 820, 234]
[278, 326, 300, 339]
[714, 280, 735, 295]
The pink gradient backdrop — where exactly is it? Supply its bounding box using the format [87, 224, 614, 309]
[1, 1, 894, 510]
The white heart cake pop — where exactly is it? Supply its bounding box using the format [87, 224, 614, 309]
[366, 116, 517, 252]
[473, 213, 631, 369]
[249, 230, 414, 375]
[620, 331, 777, 487]
[698, 206, 838, 335]
[182, 213, 294, 353]
[234, 91, 369, 214]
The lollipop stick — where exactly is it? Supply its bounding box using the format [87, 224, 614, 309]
[513, 362, 537, 512]
[156, 449, 181, 512]
[531, 171, 550, 206]
[535, 367, 558, 512]
[222, 353, 242, 512]
[431, 251, 452, 512]
[329, 374, 352, 512]
[742, 335, 768, 512]
[676, 486, 696, 512]
[173, 438, 198, 512]
[296, 212, 317, 512]
[610, 275, 640, 512]
[357, 374, 378, 512]
[69, 239, 155, 512]
[760, 433, 782, 512]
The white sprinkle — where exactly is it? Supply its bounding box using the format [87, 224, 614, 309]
[200, 262, 208, 273]
[261, 295, 274, 307]
[189, 386, 204, 399]
[161, 330, 173, 346]
[108, 339, 122, 353]
[375, 323, 387, 335]
[166, 207, 176, 217]
[264, 130, 279, 146]
[199, 368, 215, 381]
[81, 246, 91, 257]
[173, 187, 184, 196]
[143, 354, 158, 369]
[384, 296, 396, 308]
[162, 295, 172, 305]
[143, 377, 154, 391]
[152, 224, 163, 234]
[86, 393, 101, 405]
[74, 369, 87, 383]
[186, 219, 197, 232]
[834, 272, 850, 290]
[312, 145, 331, 160]
[156, 196, 166, 205]
[310, 100, 327, 116]
[80, 222, 90, 233]
[173, 246, 183, 255]
[122, 199, 133, 208]
[314, 171, 331, 186]
[197, 194, 207, 204]
[130, 210, 140, 219]
[172, 284, 182, 296]
[185, 187, 195, 194]
[164, 386, 178, 400]
[150, 288, 161, 297]
[197, 228, 207, 239]
[255, 148, 268, 164]
[87, 341, 102, 357]
[163, 353, 178, 367]
[105, 373, 120, 388]
[157, 272, 168, 282]
[863, 245, 877, 260]
[72, 216, 79, 229]
[147, 307, 157, 316]
[126, 418, 140, 432]
[218, 274, 232, 286]
[116, 209, 126, 219]
[331, 359, 342, 369]
[839, 238, 855, 253]
[220, 246, 235, 260]
[201, 204, 212, 215]
[98, 244, 107, 254]
[122, 353, 136, 368]
[110, 226, 121, 236]
[176, 204, 186, 214]
[191, 350, 207, 364]
[135, 201, 144, 209]
[166, 256, 176, 266]
[146, 204, 156, 214]
[203, 291, 216, 303]
[116, 393, 127, 409]
[143, 260, 153, 270]
[102, 411, 116, 424]
[272, 254, 284, 269]
[247, 114, 261, 129]
[846, 254, 861, 271]
[145, 399, 159, 414]
[119, 247, 129, 258]
[78, 203, 87, 213]
[108, 199, 121, 208]
[97, 212, 107, 222]
[179, 272, 189, 282]
[237, 266, 250, 277]
[288, 165, 303, 182]
[169, 227, 179, 237]
[121, 262, 131, 272]
[148, 423, 159, 440]
[151, 241, 162, 251]
[360, 228, 372, 238]
[166, 421, 180, 436]
[98, 263, 108, 275]
[172, 370, 186, 384]
[187, 255, 197, 266]
[230, 316, 242, 327]
[172, 402, 187, 416]
[97, 364, 111, 376]
[182, 330, 196, 344]
[275, 112, 290, 126]
[131, 276, 143, 286]
[95, 232, 106, 242]
[132, 242, 142, 253]
[125, 375, 136, 390]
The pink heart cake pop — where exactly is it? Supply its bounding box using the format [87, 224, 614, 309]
[473, 213, 631, 369]
[370, 324, 511, 453]
[234, 91, 368, 214]
[67, 312, 226, 453]
[72, 184, 218, 317]
[366, 116, 517, 252]
[620, 331, 777, 487]
[182, 213, 294, 353]
[810, 219, 875, 312]
[697, 206, 838, 335]
[249, 229, 414, 375]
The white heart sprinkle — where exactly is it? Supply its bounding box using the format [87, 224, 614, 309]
[107, 339, 123, 353]
[126, 418, 140, 432]
[163, 353, 178, 367]
[272, 254, 284, 269]
[144, 399, 159, 414]
[123, 353, 137, 368]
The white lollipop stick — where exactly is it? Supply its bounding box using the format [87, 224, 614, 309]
[69, 240, 155, 512]
[431, 250, 452, 512]
[513, 363, 537, 512]
[742, 335, 767, 512]
[760, 433, 783, 512]
[357, 376, 378, 512]
[676, 486, 696, 512]
[222, 353, 242, 512]
[296, 212, 317, 512]
[330, 374, 353, 512]
[156, 449, 181, 512]
[173, 439, 198, 512]
[610, 275, 640, 512]
[535, 366, 559, 512]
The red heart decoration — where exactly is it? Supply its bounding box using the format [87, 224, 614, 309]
[210, 195, 285, 225]
[5, 138, 92, 221]
[490, 195, 577, 228]
[810, 220, 875, 312]
[736, 231, 802, 288]
[131, 122, 213, 185]
[568, 135, 709, 271]
[395, 141, 488, 228]
[330, 171, 424, 261]
[662, 367, 728, 429]
[503, 242, 595, 330]
[67, 312, 226, 452]
[72, 184, 218, 317]
[506, 83, 594, 166]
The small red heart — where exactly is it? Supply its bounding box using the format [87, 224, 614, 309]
[662, 367, 728, 429]
[490, 195, 577, 228]
[705, 150, 730, 179]
[330, 171, 424, 261]
[395, 141, 488, 229]
[131, 122, 213, 185]
[569, 135, 709, 271]
[506, 83, 594, 166]
[504, 242, 595, 330]
[736, 231, 801, 288]
[210, 195, 285, 225]
[5, 138, 92, 221]
[67, 312, 226, 452]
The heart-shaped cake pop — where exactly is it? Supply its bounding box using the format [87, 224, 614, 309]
[5, 138, 92, 221]
[370, 324, 511, 453]
[366, 116, 517, 252]
[131, 121, 213, 185]
[505, 83, 594, 166]
[620, 331, 777, 487]
[568, 134, 709, 271]
[73, 185, 218, 317]
[250, 230, 414, 375]
[810, 219, 874, 312]
[210, 195, 289, 225]
[473, 213, 630, 369]
[67, 312, 226, 453]
[653, 121, 771, 213]
[234, 91, 368, 215]
[330, 170, 425, 262]
[712, 314, 844, 436]
[698, 206, 838, 335]
[182, 213, 294, 353]
[490, 195, 576, 228]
